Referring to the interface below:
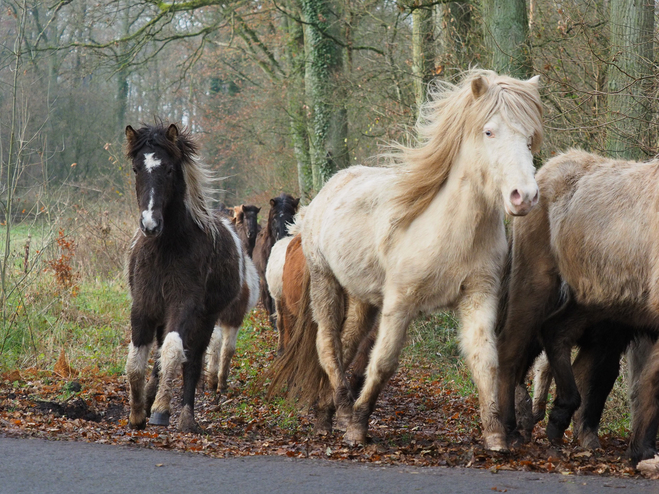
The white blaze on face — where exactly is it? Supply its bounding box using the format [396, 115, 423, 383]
[143, 152, 161, 173]
[141, 190, 157, 231]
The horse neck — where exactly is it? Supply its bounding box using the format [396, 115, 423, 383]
[420, 141, 503, 244]
[161, 193, 197, 239]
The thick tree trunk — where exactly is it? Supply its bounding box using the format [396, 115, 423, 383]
[283, 3, 312, 200]
[412, 6, 435, 115]
[606, 0, 654, 160]
[481, 0, 530, 78]
[302, 0, 348, 193]
[435, 2, 472, 72]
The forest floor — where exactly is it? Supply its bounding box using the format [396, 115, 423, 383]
[0, 310, 646, 481]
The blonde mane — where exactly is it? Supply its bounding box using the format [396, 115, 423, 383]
[182, 154, 219, 239]
[390, 69, 543, 230]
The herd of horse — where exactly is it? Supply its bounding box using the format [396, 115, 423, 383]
[122, 69, 659, 467]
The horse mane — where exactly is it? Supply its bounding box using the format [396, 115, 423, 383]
[388, 69, 544, 230]
[126, 122, 218, 238]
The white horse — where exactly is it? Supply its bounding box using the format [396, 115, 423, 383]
[275, 70, 543, 450]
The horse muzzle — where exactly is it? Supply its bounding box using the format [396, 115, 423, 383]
[505, 187, 539, 217]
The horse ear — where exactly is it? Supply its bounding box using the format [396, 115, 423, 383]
[256, 207, 261, 214]
[527, 75, 541, 86]
[125, 126, 137, 146]
[293, 197, 300, 209]
[471, 76, 488, 99]
[166, 124, 179, 143]
[270, 198, 276, 207]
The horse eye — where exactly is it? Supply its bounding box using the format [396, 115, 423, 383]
[485, 130, 494, 138]
[132, 166, 137, 174]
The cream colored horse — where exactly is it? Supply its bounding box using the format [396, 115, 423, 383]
[296, 70, 543, 450]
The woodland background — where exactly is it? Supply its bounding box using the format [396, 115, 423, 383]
[0, 0, 656, 422]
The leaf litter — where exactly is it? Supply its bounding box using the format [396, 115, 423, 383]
[0, 311, 642, 479]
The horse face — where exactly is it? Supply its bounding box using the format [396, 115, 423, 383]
[243, 207, 260, 241]
[132, 148, 179, 236]
[480, 114, 539, 216]
[270, 198, 298, 241]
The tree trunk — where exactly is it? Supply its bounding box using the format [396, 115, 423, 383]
[283, 1, 312, 200]
[481, 0, 530, 78]
[412, 6, 435, 115]
[302, 0, 348, 193]
[435, 2, 472, 72]
[606, 0, 654, 160]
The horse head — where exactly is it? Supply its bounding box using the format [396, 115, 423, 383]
[241, 205, 261, 241]
[470, 73, 543, 216]
[269, 194, 300, 242]
[126, 123, 189, 237]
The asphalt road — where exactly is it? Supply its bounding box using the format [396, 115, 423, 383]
[1, 437, 658, 494]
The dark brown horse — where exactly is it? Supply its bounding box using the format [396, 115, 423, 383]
[268, 234, 377, 433]
[496, 149, 659, 464]
[253, 193, 299, 326]
[232, 204, 261, 258]
[124, 122, 249, 433]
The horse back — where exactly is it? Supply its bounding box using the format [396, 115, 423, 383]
[531, 150, 659, 309]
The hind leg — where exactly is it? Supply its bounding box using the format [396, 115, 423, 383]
[309, 267, 348, 434]
[150, 332, 186, 426]
[531, 352, 552, 424]
[216, 325, 240, 394]
[628, 335, 654, 430]
[628, 341, 659, 464]
[541, 301, 592, 444]
[572, 322, 629, 449]
[335, 301, 379, 431]
[346, 299, 413, 445]
[205, 326, 222, 392]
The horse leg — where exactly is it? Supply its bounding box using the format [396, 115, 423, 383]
[274, 299, 285, 355]
[216, 325, 240, 394]
[149, 331, 186, 426]
[126, 342, 151, 430]
[205, 326, 222, 392]
[335, 301, 379, 431]
[571, 321, 630, 450]
[348, 325, 378, 398]
[515, 384, 534, 443]
[145, 326, 165, 416]
[628, 341, 659, 465]
[346, 303, 413, 445]
[126, 311, 157, 430]
[309, 267, 347, 434]
[541, 300, 590, 444]
[531, 352, 552, 424]
[628, 335, 654, 431]
[459, 288, 508, 451]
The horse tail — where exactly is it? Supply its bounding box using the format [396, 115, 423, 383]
[266, 265, 326, 405]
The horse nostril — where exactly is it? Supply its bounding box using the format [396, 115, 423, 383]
[510, 189, 523, 206]
[531, 190, 539, 205]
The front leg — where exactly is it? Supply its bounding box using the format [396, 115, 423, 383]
[458, 288, 506, 451]
[126, 311, 157, 430]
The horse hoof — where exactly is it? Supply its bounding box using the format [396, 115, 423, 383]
[546, 422, 565, 444]
[149, 411, 171, 426]
[484, 432, 509, 452]
[344, 426, 368, 446]
[128, 419, 146, 430]
[578, 431, 601, 450]
[335, 408, 352, 432]
[129, 411, 147, 430]
[178, 405, 203, 434]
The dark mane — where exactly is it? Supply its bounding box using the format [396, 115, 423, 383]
[126, 122, 197, 163]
